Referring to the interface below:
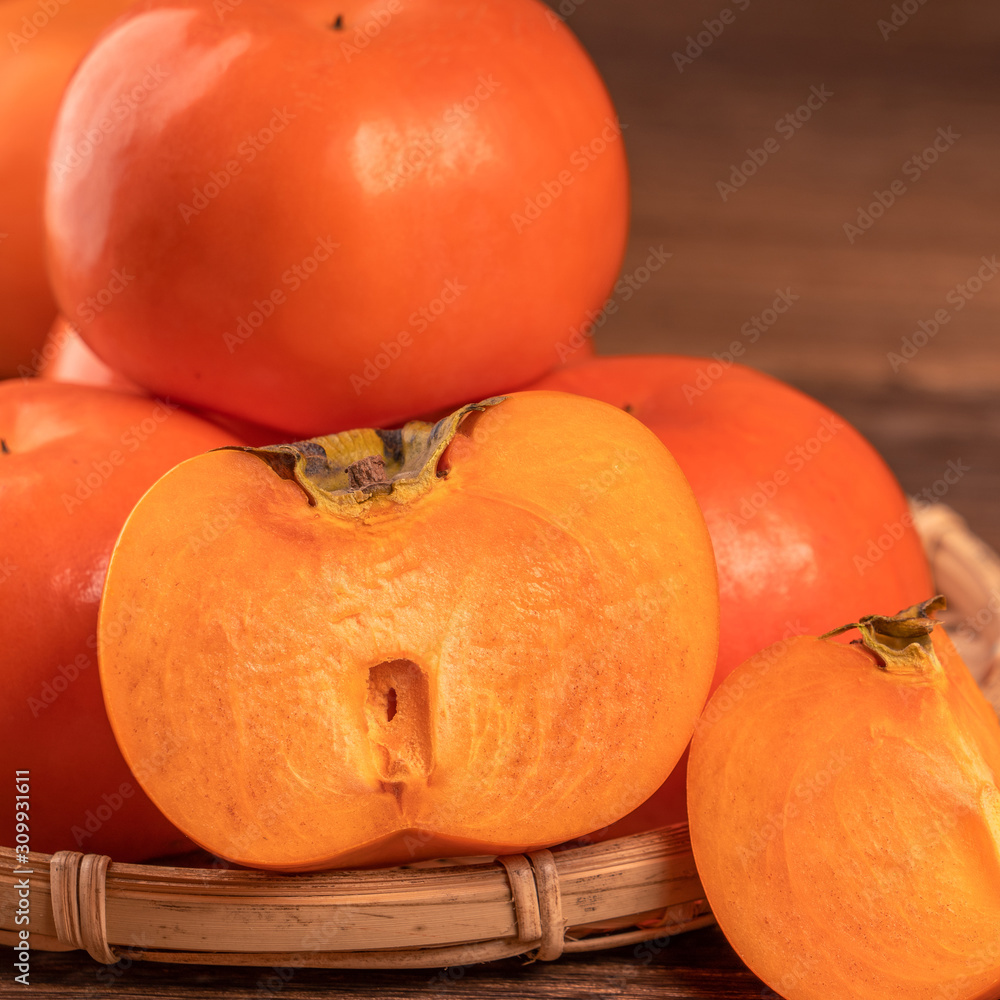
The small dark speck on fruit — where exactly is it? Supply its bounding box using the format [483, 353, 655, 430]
[332, 14, 343, 29]
[623, 403, 633, 414]
[0, 438, 8, 454]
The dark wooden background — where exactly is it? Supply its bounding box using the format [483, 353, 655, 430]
[12, 0, 999, 996]
[582, 0, 1000, 556]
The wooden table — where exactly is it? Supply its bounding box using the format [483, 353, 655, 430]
[13, 0, 999, 995]
[20, 924, 768, 997]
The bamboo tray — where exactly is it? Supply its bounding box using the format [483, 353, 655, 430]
[3, 501, 997, 969]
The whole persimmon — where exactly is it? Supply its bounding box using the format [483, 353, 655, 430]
[0, 0, 134, 377]
[688, 599, 1000, 1000]
[0, 380, 241, 860]
[98, 392, 719, 870]
[46, 0, 629, 436]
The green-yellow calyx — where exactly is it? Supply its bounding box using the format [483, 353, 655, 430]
[820, 595, 948, 674]
[221, 397, 505, 515]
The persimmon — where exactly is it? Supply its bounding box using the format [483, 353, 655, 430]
[530, 356, 934, 835]
[98, 391, 719, 870]
[688, 598, 1000, 1000]
[46, 0, 629, 435]
[0, 380, 241, 860]
[0, 0, 134, 377]
[37, 316, 143, 394]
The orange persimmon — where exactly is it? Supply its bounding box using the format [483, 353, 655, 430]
[46, 0, 628, 435]
[98, 391, 719, 870]
[0, 380, 241, 859]
[688, 599, 1000, 1000]
[0, 0, 135, 376]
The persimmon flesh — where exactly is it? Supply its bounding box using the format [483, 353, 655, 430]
[99, 392, 719, 870]
[688, 600, 1000, 1000]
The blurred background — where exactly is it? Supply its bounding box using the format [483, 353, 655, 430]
[567, 0, 999, 550]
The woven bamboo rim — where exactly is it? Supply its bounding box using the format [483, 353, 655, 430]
[2, 502, 997, 968]
[0, 826, 712, 967]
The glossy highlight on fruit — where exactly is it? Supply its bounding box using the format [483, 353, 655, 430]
[98, 391, 719, 870]
[688, 599, 1000, 1000]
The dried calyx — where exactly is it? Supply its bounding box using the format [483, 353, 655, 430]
[222, 397, 505, 513]
[820, 595, 948, 674]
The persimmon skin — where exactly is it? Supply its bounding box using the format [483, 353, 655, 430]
[687, 625, 1000, 1000]
[38, 316, 294, 446]
[46, 0, 629, 435]
[0, 0, 134, 377]
[0, 380, 241, 860]
[38, 316, 143, 394]
[98, 391, 719, 870]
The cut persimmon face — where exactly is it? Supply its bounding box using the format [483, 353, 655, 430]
[688, 599, 1000, 1000]
[98, 391, 719, 870]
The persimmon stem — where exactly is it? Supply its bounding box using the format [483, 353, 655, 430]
[820, 595, 948, 674]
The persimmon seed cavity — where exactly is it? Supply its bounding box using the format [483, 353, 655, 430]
[365, 660, 432, 785]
